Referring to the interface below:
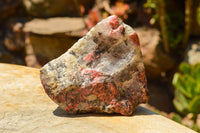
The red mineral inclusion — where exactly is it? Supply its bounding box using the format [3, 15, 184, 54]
[129, 32, 140, 46]
[63, 82, 120, 114]
[82, 69, 103, 81]
[110, 25, 124, 35]
[61, 69, 124, 114]
[83, 52, 95, 62]
[111, 100, 133, 115]
[83, 52, 101, 62]
[109, 15, 120, 29]
[81, 69, 105, 85]
[109, 16, 124, 35]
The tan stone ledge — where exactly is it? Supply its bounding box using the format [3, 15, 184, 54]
[0, 63, 197, 133]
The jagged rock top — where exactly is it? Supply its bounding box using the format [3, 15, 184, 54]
[40, 15, 149, 115]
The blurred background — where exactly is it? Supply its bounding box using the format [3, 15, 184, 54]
[0, 0, 200, 131]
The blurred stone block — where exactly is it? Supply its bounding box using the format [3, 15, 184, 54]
[136, 27, 175, 79]
[22, 0, 94, 17]
[23, 17, 86, 65]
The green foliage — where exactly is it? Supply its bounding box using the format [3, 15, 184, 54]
[144, 0, 185, 52]
[171, 113, 182, 124]
[173, 62, 200, 115]
[143, 0, 158, 24]
[197, 6, 200, 26]
[168, 32, 184, 49]
[143, 0, 156, 9]
[189, 96, 200, 114]
[193, 123, 200, 132]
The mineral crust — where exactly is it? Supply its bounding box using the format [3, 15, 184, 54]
[40, 15, 149, 115]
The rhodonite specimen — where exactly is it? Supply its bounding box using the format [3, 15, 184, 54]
[40, 15, 149, 115]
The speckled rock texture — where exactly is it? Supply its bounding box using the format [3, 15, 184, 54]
[40, 15, 149, 116]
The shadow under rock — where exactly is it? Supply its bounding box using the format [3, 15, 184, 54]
[53, 106, 157, 118]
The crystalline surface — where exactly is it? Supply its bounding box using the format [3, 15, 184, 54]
[40, 15, 149, 115]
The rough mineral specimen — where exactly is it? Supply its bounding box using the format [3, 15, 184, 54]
[40, 15, 149, 115]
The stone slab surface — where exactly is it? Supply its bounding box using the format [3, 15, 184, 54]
[0, 64, 196, 133]
[23, 17, 85, 35]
